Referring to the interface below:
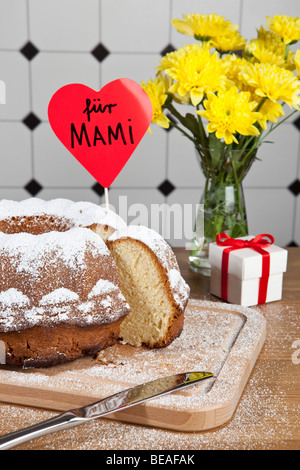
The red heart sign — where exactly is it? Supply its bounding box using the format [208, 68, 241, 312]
[48, 79, 153, 188]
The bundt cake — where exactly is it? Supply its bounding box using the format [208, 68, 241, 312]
[0, 198, 190, 367]
[107, 225, 190, 348]
[0, 198, 130, 367]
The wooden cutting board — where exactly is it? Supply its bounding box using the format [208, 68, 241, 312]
[0, 299, 266, 432]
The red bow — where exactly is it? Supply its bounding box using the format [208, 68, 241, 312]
[216, 233, 274, 304]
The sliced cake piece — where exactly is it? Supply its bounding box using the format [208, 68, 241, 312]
[107, 225, 190, 348]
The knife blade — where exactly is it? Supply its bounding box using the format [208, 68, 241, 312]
[0, 371, 213, 450]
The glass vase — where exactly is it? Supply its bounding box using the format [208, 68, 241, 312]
[189, 145, 257, 276]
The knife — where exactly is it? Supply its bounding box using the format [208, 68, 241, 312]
[0, 371, 213, 450]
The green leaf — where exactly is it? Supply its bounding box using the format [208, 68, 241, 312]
[208, 133, 225, 167]
[183, 113, 202, 138]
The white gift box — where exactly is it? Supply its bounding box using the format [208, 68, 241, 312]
[209, 236, 288, 307]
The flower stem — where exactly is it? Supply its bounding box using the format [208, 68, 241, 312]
[196, 105, 208, 145]
[255, 96, 267, 112]
[284, 44, 290, 61]
[230, 151, 243, 219]
[168, 120, 196, 143]
[256, 109, 297, 145]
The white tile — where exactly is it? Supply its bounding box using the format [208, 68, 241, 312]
[0, 188, 30, 201]
[168, 128, 206, 188]
[166, 188, 203, 247]
[171, 0, 242, 49]
[108, 188, 165, 228]
[101, 0, 170, 53]
[0, 51, 30, 120]
[34, 122, 95, 187]
[31, 52, 100, 120]
[38, 187, 101, 204]
[244, 123, 300, 188]
[241, 0, 300, 39]
[112, 126, 167, 188]
[101, 53, 161, 89]
[0, 0, 28, 49]
[244, 188, 294, 246]
[0, 122, 32, 186]
[29, 0, 99, 51]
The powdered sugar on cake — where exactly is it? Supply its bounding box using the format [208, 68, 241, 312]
[0, 289, 129, 333]
[0, 198, 126, 232]
[88, 279, 120, 298]
[0, 288, 30, 307]
[40, 288, 80, 306]
[0, 227, 130, 333]
[0, 227, 107, 273]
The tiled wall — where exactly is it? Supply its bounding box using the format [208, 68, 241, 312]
[0, 0, 300, 247]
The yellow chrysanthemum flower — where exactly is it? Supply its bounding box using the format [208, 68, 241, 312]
[141, 74, 170, 129]
[254, 98, 285, 130]
[245, 27, 295, 69]
[158, 42, 211, 71]
[222, 54, 249, 78]
[246, 40, 287, 67]
[257, 25, 281, 43]
[239, 62, 300, 108]
[157, 44, 230, 106]
[221, 55, 253, 91]
[171, 13, 238, 41]
[197, 87, 262, 145]
[209, 30, 246, 53]
[295, 50, 300, 77]
[266, 15, 300, 45]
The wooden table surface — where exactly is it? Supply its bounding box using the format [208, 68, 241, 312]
[0, 247, 299, 451]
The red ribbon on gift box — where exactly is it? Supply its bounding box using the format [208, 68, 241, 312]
[216, 233, 275, 304]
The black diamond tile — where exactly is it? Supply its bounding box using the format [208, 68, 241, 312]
[286, 240, 299, 247]
[20, 41, 39, 61]
[24, 179, 43, 196]
[22, 112, 41, 131]
[164, 113, 176, 132]
[160, 44, 176, 56]
[234, 49, 244, 58]
[158, 179, 175, 196]
[91, 43, 110, 62]
[288, 179, 300, 196]
[92, 182, 106, 197]
[293, 116, 300, 131]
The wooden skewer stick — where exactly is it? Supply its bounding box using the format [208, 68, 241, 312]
[104, 187, 109, 214]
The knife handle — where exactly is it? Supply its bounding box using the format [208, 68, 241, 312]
[0, 411, 84, 450]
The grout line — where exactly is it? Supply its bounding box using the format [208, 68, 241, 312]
[25, 0, 30, 40]
[25, 0, 35, 179]
[168, 0, 173, 43]
[98, 0, 102, 88]
[291, 132, 300, 241]
[163, 0, 173, 212]
[0, 48, 161, 55]
[239, 0, 244, 34]
[0, 185, 297, 191]
[25, 0, 32, 110]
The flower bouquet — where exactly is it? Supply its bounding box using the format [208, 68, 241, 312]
[142, 14, 300, 274]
